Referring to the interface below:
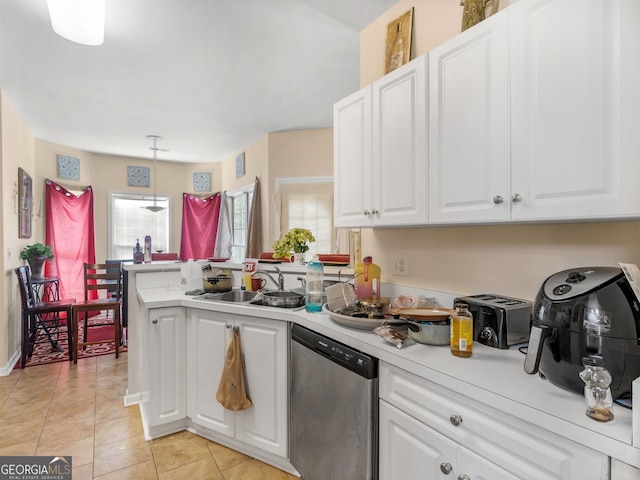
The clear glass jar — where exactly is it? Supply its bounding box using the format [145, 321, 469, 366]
[305, 258, 324, 313]
[579, 356, 614, 422]
[450, 303, 473, 358]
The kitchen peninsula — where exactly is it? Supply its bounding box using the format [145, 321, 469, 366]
[125, 262, 640, 479]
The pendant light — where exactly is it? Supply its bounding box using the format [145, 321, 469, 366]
[144, 135, 166, 213]
[47, 0, 105, 46]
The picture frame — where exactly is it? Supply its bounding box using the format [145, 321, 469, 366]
[236, 152, 245, 179]
[384, 8, 413, 74]
[18, 167, 32, 239]
[127, 166, 151, 187]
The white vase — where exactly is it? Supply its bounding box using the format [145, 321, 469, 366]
[292, 252, 305, 265]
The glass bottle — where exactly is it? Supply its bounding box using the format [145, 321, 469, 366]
[305, 257, 324, 313]
[450, 303, 473, 358]
[133, 238, 143, 264]
[579, 356, 614, 422]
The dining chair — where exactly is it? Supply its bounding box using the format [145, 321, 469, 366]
[70, 262, 122, 364]
[15, 265, 76, 368]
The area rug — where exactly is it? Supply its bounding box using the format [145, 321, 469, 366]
[18, 315, 127, 368]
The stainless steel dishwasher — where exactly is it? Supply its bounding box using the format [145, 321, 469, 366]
[290, 324, 378, 480]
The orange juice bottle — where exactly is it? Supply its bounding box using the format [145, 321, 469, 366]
[450, 303, 473, 358]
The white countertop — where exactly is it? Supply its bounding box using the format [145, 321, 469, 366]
[135, 285, 640, 468]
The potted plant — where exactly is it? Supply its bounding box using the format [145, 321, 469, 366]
[273, 228, 315, 265]
[20, 243, 54, 280]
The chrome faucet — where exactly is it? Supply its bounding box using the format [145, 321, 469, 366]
[252, 266, 285, 290]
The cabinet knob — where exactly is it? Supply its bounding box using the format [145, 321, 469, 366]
[511, 193, 523, 203]
[226, 323, 232, 329]
[363, 209, 371, 215]
[492, 195, 504, 205]
[440, 462, 453, 475]
[458, 475, 471, 480]
[151, 319, 158, 325]
[371, 208, 379, 215]
[450, 414, 463, 427]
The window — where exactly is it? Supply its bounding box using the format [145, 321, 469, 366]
[229, 186, 254, 260]
[274, 177, 336, 256]
[109, 192, 171, 260]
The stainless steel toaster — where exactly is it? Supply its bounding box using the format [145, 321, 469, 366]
[453, 294, 533, 349]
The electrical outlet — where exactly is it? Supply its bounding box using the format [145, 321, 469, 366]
[392, 254, 408, 276]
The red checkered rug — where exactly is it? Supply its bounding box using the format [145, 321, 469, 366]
[16, 316, 127, 368]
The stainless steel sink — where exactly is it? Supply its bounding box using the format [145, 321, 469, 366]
[196, 290, 258, 303]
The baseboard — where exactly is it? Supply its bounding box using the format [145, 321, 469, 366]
[0, 348, 21, 376]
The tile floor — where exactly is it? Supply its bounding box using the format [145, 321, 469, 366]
[0, 353, 299, 480]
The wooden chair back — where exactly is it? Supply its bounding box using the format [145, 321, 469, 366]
[84, 262, 122, 302]
[15, 265, 37, 310]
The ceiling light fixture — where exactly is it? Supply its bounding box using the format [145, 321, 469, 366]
[47, 0, 105, 46]
[144, 135, 167, 213]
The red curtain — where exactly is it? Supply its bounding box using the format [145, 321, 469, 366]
[180, 193, 221, 261]
[45, 180, 95, 302]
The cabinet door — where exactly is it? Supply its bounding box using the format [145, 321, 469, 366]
[372, 55, 428, 226]
[236, 316, 288, 457]
[149, 307, 186, 427]
[379, 400, 457, 480]
[611, 459, 640, 480]
[334, 86, 373, 228]
[187, 309, 234, 436]
[458, 447, 522, 480]
[428, 9, 510, 223]
[511, 0, 640, 221]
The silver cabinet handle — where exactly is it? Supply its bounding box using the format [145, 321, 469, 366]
[363, 209, 371, 215]
[151, 319, 158, 324]
[511, 193, 523, 203]
[371, 208, 379, 215]
[458, 475, 471, 480]
[450, 414, 463, 427]
[493, 195, 504, 205]
[440, 463, 453, 475]
[226, 323, 232, 329]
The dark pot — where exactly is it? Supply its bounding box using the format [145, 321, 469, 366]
[27, 257, 46, 280]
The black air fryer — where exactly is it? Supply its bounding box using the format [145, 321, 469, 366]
[524, 267, 640, 399]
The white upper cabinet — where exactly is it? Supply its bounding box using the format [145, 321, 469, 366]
[510, 0, 640, 221]
[372, 54, 428, 227]
[334, 86, 373, 227]
[334, 55, 428, 228]
[428, 8, 510, 223]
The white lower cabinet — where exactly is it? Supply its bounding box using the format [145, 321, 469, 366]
[379, 362, 610, 480]
[186, 308, 289, 458]
[380, 401, 518, 480]
[611, 459, 640, 480]
[148, 307, 187, 429]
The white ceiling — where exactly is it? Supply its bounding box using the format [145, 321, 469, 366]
[0, 0, 396, 163]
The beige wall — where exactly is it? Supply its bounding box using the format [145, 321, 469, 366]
[360, 0, 512, 86]
[218, 129, 334, 254]
[1, 92, 37, 367]
[358, 0, 640, 303]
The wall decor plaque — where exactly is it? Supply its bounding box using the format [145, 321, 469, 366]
[236, 152, 245, 179]
[384, 8, 413, 74]
[128, 166, 150, 187]
[193, 172, 211, 192]
[56, 154, 80, 180]
[18, 167, 32, 238]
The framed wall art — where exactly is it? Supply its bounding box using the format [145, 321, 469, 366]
[56, 154, 80, 180]
[236, 152, 245, 179]
[193, 172, 211, 192]
[384, 8, 413, 74]
[128, 166, 151, 187]
[18, 167, 32, 239]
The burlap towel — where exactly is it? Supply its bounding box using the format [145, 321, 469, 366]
[216, 328, 253, 411]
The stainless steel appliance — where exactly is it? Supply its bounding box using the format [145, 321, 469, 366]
[454, 294, 533, 349]
[524, 267, 640, 399]
[290, 324, 378, 480]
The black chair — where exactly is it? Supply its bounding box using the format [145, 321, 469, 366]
[15, 266, 76, 368]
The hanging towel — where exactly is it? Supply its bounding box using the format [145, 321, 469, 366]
[216, 328, 253, 411]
